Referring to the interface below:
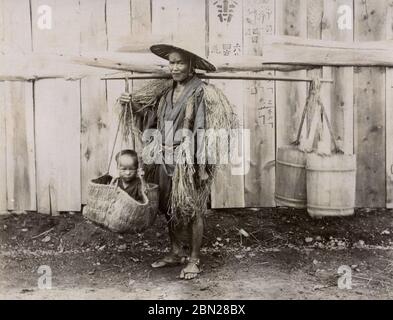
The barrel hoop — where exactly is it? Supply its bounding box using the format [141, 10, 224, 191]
[306, 167, 355, 173]
[275, 194, 306, 203]
[276, 160, 305, 169]
[307, 204, 354, 210]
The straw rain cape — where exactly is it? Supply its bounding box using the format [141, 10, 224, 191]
[131, 79, 238, 224]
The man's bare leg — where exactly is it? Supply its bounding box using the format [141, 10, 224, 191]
[180, 214, 204, 280]
[152, 219, 188, 268]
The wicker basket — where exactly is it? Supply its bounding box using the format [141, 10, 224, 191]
[83, 175, 159, 233]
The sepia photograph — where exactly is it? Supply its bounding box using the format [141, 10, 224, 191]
[1, 0, 393, 304]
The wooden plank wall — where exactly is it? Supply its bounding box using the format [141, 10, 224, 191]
[326, 0, 354, 156]
[243, 0, 276, 207]
[354, 0, 387, 208]
[80, 0, 108, 204]
[209, 0, 246, 208]
[0, 81, 6, 213]
[0, 0, 7, 213]
[2, 0, 36, 212]
[106, 0, 132, 177]
[305, 0, 324, 152]
[386, 2, 393, 208]
[32, 0, 81, 213]
[130, 0, 152, 155]
[276, 0, 308, 150]
[2, 0, 393, 212]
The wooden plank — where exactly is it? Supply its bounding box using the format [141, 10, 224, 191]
[386, 2, 393, 208]
[354, 0, 387, 208]
[0, 82, 7, 213]
[208, 0, 245, 208]
[323, 0, 354, 155]
[130, 0, 152, 155]
[106, 0, 133, 176]
[1, 0, 36, 212]
[0, 0, 7, 212]
[243, 0, 276, 207]
[5, 83, 36, 211]
[387, 68, 393, 208]
[32, 0, 81, 213]
[0, 51, 315, 82]
[152, 0, 205, 52]
[80, 0, 108, 204]
[261, 36, 393, 66]
[80, 0, 107, 53]
[276, 0, 308, 150]
[131, 0, 152, 36]
[0, 0, 4, 50]
[35, 80, 81, 212]
[304, 0, 323, 152]
[306, 0, 333, 154]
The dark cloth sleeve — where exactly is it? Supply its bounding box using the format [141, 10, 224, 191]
[143, 108, 158, 131]
[193, 87, 206, 133]
[193, 87, 208, 171]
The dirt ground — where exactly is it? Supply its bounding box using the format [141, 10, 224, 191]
[1, 208, 393, 300]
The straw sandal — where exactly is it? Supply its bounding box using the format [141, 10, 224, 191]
[151, 254, 187, 268]
[179, 258, 202, 280]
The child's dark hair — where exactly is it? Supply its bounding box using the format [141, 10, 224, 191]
[115, 149, 139, 166]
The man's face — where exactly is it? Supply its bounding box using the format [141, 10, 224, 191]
[168, 51, 192, 83]
[118, 155, 138, 182]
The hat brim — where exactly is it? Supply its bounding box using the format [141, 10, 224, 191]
[150, 44, 216, 72]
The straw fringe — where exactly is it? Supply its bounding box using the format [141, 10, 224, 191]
[131, 79, 238, 224]
[170, 83, 238, 224]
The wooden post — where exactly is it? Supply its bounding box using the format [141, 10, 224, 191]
[2, 0, 36, 212]
[80, 0, 108, 204]
[209, 0, 246, 208]
[354, 0, 387, 208]
[243, 0, 276, 207]
[32, 0, 81, 213]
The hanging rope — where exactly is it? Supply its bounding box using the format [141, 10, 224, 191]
[292, 77, 343, 154]
[106, 77, 142, 173]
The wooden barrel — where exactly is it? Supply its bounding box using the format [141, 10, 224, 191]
[275, 146, 307, 208]
[306, 153, 356, 218]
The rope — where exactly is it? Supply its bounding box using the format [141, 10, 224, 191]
[292, 77, 320, 146]
[106, 108, 124, 174]
[292, 77, 343, 154]
[318, 99, 343, 154]
[106, 77, 138, 173]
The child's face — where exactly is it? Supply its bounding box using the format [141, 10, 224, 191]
[118, 155, 138, 182]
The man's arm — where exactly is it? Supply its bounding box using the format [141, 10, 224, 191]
[194, 88, 210, 181]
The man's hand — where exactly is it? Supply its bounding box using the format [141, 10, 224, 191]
[137, 168, 145, 178]
[119, 92, 132, 104]
[198, 166, 209, 181]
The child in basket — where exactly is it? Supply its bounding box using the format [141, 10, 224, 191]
[98, 149, 145, 202]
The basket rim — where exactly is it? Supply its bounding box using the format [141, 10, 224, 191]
[88, 179, 159, 206]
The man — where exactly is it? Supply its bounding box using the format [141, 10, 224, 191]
[120, 44, 233, 280]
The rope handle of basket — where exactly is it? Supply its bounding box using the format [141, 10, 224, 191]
[292, 77, 343, 154]
[105, 78, 148, 193]
[317, 98, 343, 154]
[292, 78, 319, 147]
